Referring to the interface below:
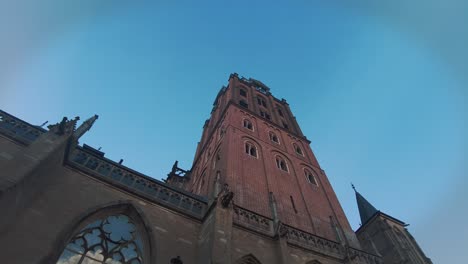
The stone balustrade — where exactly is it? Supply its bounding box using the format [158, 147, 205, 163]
[68, 146, 208, 218]
[0, 110, 45, 145]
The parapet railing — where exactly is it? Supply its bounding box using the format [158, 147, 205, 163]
[232, 204, 382, 264]
[67, 146, 208, 218]
[0, 110, 45, 145]
[233, 205, 275, 235]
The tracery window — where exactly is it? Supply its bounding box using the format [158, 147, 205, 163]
[245, 142, 258, 158]
[56, 214, 144, 264]
[269, 131, 279, 144]
[243, 119, 253, 131]
[275, 156, 288, 172]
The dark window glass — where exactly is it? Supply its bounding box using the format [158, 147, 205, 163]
[282, 122, 289, 130]
[245, 143, 257, 158]
[239, 100, 248, 108]
[240, 89, 247, 97]
[243, 119, 253, 130]
[276, 157, 288, 172]
[305, 170, 318, 185]
[269, 132, 279, 143]
[257, 97, 267, 107]
[294, 144, 303, 156]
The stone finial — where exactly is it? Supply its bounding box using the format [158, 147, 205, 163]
[73, 114, 99, 139]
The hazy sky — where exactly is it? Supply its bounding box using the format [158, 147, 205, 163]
[1, 1, 466, 263]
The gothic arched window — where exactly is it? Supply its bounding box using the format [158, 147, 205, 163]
[243, 119, 253, 131]
[245, 142, 258, 158]
[269, 131, 279, 144]
[56, 210, 148, 264]
[293, 143, 303, 156]
[275, 156, 288, 172]
[304, 169, 318, 186]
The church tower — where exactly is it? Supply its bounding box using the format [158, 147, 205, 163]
[167, 73, 372, 261]
[354, 187, 433, 264]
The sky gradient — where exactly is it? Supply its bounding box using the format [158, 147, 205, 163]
[1, 1, 467, 263]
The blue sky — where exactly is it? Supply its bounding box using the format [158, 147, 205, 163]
[1, 1, 466, 263]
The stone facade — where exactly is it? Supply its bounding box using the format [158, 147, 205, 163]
[0, 74, 429, 263]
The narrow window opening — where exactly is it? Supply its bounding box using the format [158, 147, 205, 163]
[276, 157, 288, 172]
[282, 122, 289, 130]
[239, 100, 248, 108]
[245, 142, 258, 158]
[277, 107, 284, 117]
[243, 119, 253, 130]
[269, 132, 279, 144]
[257, 97, 267, 107]
[290, 196, 298, 214]
[305, 170, 318, 186]
[294, 144, 303, 156]
[213, 153, 221, 169]
[260, 111, 271, 120]
[240, 89, 247, 97]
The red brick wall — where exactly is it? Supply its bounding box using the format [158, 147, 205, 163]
[188, 74, 358, 245]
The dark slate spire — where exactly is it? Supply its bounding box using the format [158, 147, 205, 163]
[352, 184, 379, 225]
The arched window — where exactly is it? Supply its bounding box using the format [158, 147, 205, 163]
[243, 119, 253, 131]
[304, 169, 318, 186]
[269, 131, 279, 144]
[56, 209, 148, 264]
[275, 156, 288, 172]
[245, 142, 258, 158]
[293, 143, 303, 156]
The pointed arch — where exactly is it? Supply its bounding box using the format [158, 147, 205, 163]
[49, 202, 154, 264]
[306, 260, 322, 264]
[293, 143, 304, 156]
[304, 168, 318, 186]
[242, 118, 254, 131]
[235, 254, 262, 264]
[269, 130, 280, 144]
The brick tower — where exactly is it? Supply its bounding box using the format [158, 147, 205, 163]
[166, 73, 370, 262]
